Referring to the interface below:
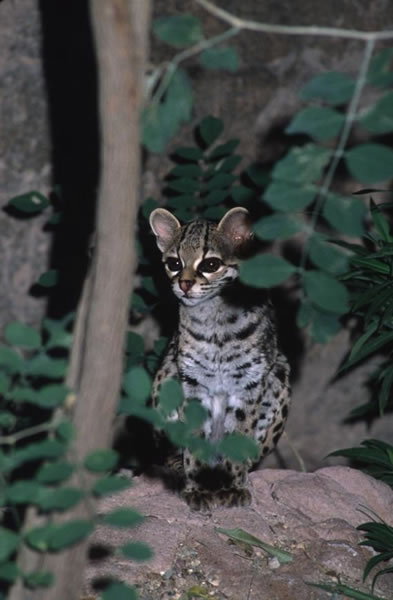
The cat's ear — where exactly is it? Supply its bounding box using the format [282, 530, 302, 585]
[217, 207, 252, 251]
[149, 208, 181, 252]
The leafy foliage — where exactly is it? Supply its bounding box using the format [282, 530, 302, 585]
[339, 201, 393, 415]
[329, 439, 393, 489]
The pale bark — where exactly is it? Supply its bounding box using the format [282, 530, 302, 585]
[9, 1, 151, 598]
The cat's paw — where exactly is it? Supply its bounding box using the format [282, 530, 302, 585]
[214, 487, 252, 508]
[182, 490, 214, 513]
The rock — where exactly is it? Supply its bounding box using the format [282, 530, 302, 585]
[83, 467, 393, 599]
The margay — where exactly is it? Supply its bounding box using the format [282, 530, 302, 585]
[149, 207, 290, 511]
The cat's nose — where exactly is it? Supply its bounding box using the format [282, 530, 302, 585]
[179, 279, 195, 293]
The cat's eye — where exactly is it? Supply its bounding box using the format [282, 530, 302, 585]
[198, 258, 223, 273]
[166, 257, 182, 272]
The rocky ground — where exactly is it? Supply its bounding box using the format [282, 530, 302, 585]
[82, 467, 393, 600]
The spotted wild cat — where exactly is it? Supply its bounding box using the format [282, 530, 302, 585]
[149, 207, 290, 511]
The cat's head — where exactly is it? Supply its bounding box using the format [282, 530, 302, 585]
[149, 207, 252, 306]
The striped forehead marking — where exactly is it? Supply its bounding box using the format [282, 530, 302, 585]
[178, 220, 214, 253]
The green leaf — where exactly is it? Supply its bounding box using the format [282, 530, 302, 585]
[341, 330, 393, 370]
[202, 190, 228, 206]
[56, 419, 74, 442]
[184, 401, 207, 429]
[170, 164, 203, 178]
[43, 316, 73, 350]
[25, 523, 57, 552]
[204, 173, 236, 191]
[306, 581, 385, 600]
[166, 194, 196, 209]
[24, 571, 54, 589]
[0, 562, 19, 583]
[231, 185, 254, 203]
[37, 487, 84, 512]
[239, 254, 296, 288]
[296, 300, 313, 328]
[367, 48, 393, 87]
[141, 104, 168, 154]
[0, 345, 22, 372]
[202, 206, 226, 220]
[8, 191, 49, 214]
[272, 144, 331, 184]
[286, 106, 344, 141]
[12, 384, 68, 409]
[120, 541, 154, 561]
[323, 193, 366, 236]
[300, 71, 355, 105]
[0, 372, 9, 394]
[158, 378, 183, 416]
[199, 116, 224, 147]
[37, 269, 58, 288]
[36, 461, 74, 484]
[165, 67, 193, 123]
[303, 270, 349, 314]
[102, 508, 144, 528]
[92, 475, 132, 497]
[217, 433, 260, 462]
[6, 481, 43, 504]
[199, 46, 239, 71]
[102, 581, 138, 600]
[216, 527, 293, 563]
[345, 143, 393, 184]
[166, 177, 199, 193]
[218, 154, 242, 173]
[174, 146, 204, 161]
[4, 322, 41, 349]
[153, 15, 203, 48]
[165, 420, 189, 447]
[8, 440, 65, 472]
[123, 366, 152, 404]
[0, 411, 16, 428]
[246, 164, 270, 187]
[370, 199, 392, 242]
[310, 310, 341, 343]
[379, 366, 393, 414]
[209, 139, 239, 159]
[84, 449, 118, 473]
[308, 235, 349, 274]
[36, 384, 69, 408]
[253, 214, 303, 240]
[264, 182, 317, 212]
[48, 520, 94, 551]
[0, 528, 20, 562]
[24, 354, 67, 378]
[361, 91, 393, 134]
[125, 332, 145, 367]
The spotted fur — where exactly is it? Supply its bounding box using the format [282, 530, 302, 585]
[149, 207, 290, 511]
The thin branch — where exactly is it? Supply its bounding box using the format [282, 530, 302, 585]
[0, 421, 55, 445]
[300, 37, 376, 270]
[194, 0, 393, 41]
[152, 26, 239, 105]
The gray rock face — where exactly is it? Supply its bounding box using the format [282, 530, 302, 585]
[83, 467, 393, 599]
[0, 0, 50, 326]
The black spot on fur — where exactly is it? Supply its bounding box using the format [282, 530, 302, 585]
[236, 321, 258, 340]
[227, 314, 238, 324]
[276, 364, 287, 383]
[273, 432, 282, 445]
[235, 409, 246, 421]
[183, 374, 198, 387]
[281, 404, 289, 419]
[246, 380, 259, 391]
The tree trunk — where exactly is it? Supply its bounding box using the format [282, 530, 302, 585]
[8, 1, 151, 598]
